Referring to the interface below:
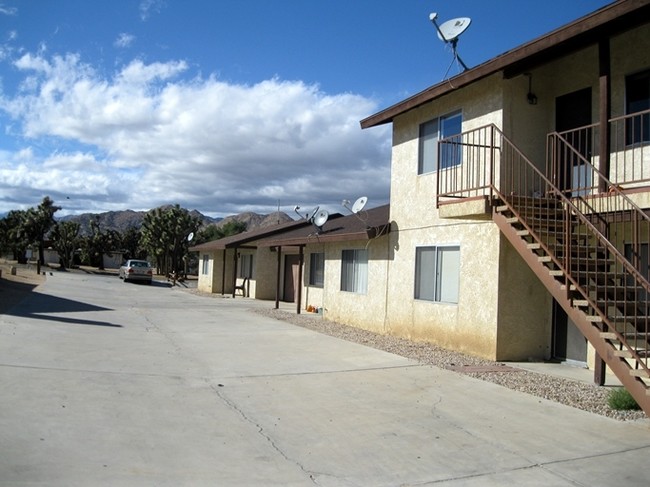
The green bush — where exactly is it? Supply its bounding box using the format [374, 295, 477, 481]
[607, 387, 641, 411]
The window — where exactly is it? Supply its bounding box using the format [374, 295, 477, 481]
[238, 253, 253, 278]
[414, 246, 460, 303]
[340, 249, 368, 294]
[201, 254, 209, 275]
[309, 252, 324, 287]
[626, 70, 650, 145]
[418, 111, 463, 174]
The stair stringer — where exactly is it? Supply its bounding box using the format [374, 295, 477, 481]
[493, 209, 650, 416]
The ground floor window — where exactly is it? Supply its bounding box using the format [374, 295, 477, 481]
[309, 252, 324, 287]
[414, 245, 460, 303]
[341, 249, 368, 294]
[201, 254, 209, 275]
[239, 253, 253, 278]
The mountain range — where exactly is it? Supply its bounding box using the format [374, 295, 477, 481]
[58, 208, 294, 236]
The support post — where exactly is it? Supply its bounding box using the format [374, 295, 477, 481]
[296, 245, 304, 315]
[275, 246, 282, 309]
[598, 39, 611, 193]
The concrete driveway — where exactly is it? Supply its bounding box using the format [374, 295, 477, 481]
[1, 271, 649, 486]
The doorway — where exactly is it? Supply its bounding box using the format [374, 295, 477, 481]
[283, 255, 300, 302]
[555, 88, 592, 195]
[552, 300, 587, 365]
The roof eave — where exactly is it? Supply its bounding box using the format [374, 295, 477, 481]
[360, 0, 650, 129]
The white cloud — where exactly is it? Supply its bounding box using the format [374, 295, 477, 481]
[0, 52, 390, 217]
[114, 33, 135, 49]
[139, 0, 164, 21]
[0, 5, 17, 16]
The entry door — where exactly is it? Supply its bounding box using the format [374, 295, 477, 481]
[552, 300, 587, 364]
[283, 255, 300, 302]
[555, 88, 592, 195]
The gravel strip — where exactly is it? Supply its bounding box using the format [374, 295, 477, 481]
[252, 308, 647, 422]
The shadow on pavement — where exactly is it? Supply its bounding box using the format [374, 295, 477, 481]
[5, 290, 121, 328]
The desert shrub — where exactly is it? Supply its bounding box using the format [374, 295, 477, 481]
[607, 387, 641, 410]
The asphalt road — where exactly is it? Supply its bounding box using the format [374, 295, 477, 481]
[1, 271, 649, 486]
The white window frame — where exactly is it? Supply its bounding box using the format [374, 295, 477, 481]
[340, 249, 368, 294]
[414, 245, 460, 304]
[309, 252, 325, 287]
[201, 254, 210, 275]
[418, 111, 463, 175]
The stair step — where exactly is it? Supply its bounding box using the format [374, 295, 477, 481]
[573, 299, 589, 308]
[614, 349, 633, 358]
[527, 242, 542, 250]
[601, 332, 618, 340]
[585, 315, 603, 323]
[538, 255, 552, 263]
[630, 369, 650, 379]
[517, 229, 530, 237]
[549, 270, 564, 277]
[505, 216, 519, 224]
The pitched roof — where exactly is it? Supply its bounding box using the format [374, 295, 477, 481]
[259, 204, 391, 247]
[189, 218, 307, 252]
[360, 0, 650, 129]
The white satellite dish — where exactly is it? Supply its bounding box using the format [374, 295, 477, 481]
[437, 17, 471, 42]
[429, 13, 472, 73]
[308, 206, 320, 221]
[351, 196, 368, 214]
[312, 210, 329, 229]
[187, 232, 194, 242]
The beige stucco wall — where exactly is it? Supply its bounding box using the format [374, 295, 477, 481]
[316, 236, 391, 333]
[196, 249, 236, 294]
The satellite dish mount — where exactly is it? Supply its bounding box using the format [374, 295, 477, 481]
[429, 13, 471, 77]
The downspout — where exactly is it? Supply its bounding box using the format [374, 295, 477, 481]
[296, 245, 304, 315]
[275, 246, 282, 309]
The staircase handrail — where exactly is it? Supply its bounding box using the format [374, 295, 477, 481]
[491, 126, 650, 292]
[549, 130, 650, 225]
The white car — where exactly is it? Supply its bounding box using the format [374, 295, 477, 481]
[119, 259, 153, 284]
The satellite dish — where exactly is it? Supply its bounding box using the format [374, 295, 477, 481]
[187, 232, 194, 242]
[429, 13, 472, 73]
[351, 196, 368, 214]
[308, 206, 320, 221]
[311, 209, 329, 232]
[437, 17, 471, 42]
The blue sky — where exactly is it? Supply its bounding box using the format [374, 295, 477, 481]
[0, 0, 612, 218]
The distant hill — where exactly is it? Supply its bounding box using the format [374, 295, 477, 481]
[59, 208, 294, 235]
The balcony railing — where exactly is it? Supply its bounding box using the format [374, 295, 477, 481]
[437, 110, 650, 206]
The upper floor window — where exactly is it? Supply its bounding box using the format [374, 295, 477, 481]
[201, 254, 209, 275]
[341, 249, 368, 294]
[418, 111, 463, 174]
[309, 252, 325, 287]
[239, 253, 253, 278]
[626, 69, 650, 145]
[414, 245, 460, 304]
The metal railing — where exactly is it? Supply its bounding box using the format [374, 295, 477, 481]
[438, 123, 650, 376]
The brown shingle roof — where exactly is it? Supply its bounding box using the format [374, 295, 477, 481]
[259, 204, 390, 247]
[189, 218, 307, 252]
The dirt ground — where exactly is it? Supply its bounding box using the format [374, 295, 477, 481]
[0, 263, 45, 314]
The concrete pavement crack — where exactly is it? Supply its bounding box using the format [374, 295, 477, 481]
[207, 380, 323, 485]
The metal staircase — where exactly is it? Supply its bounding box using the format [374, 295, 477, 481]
[438, 124, 650, 415]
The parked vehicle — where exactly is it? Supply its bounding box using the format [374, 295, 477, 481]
[119, 259, 153, 284]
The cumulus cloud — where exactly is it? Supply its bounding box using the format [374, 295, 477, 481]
[0, 53, 390, 217]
